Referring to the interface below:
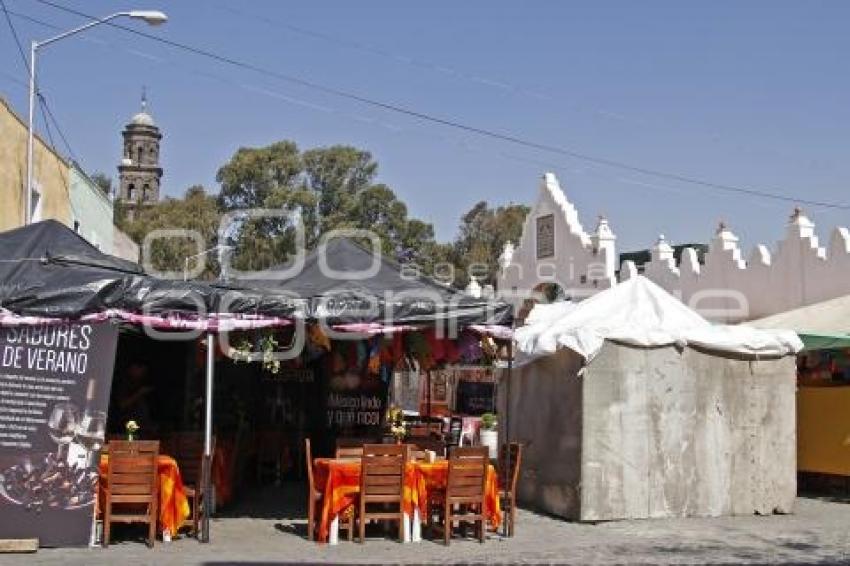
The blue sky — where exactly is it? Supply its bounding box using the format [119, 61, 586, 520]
[1, 0, 848, 253]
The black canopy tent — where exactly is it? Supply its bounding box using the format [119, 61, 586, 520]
[236, 237, 515, 538]
[0, 221, 298, 543]
[0, 220, 296, 319]
[0, 224, 515, 542]
[238, 237, 512, 328]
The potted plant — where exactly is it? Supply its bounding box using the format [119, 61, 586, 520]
[479, 413, 498, 459]
[386, 406, 407, 444]
[125, 420, 139, 441]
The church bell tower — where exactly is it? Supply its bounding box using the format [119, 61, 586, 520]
[117, 90, 162, 218]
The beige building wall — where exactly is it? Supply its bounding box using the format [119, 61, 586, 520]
[0, 97, 71, 232]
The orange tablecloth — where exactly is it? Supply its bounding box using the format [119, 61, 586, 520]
[99, 454, 191, 536]
[312, 458, 501, 542]
[415, 461, 502, 530]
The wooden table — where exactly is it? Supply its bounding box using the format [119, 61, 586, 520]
[312, 458, 501, 544]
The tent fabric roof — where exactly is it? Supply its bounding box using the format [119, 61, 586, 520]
[0, 219, 143, 274]
[746, 294, 850, 336]
[515, 275, 802, 363]
[238, 238, 512, 327]
[745, 294, 850, 350]
[0, 220, 296, 319]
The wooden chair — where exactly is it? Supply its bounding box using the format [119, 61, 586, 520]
[498, 442, 523, 536]
[336, 436, 374, 450]
[170, 432, 215, 538]
[358, 444, 407, 543]
[335, 446, 364, 459]
[103, 440, 160, 548]
[407, 436, 446, 457]
[305, 438, 354, 541]
[428, 446, 488, 545]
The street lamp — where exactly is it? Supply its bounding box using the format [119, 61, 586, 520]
[184, 245, 233, 282]
[25, 10, 168, 225]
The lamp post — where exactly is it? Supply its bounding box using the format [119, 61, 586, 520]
[183, 245, 233, 282]
[25, 10, 167, 225]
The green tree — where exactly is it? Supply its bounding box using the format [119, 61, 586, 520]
[216, 141, 302, 210]
[215, 141, 439, 272]
[302, 145, 377, 226]
[122, 185, 222, 279]
[451, 201, 530, 287]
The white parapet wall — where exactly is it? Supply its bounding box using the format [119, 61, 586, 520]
[498, 173, 850, 322]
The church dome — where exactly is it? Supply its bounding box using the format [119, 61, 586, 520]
[130, 110, 155, 127]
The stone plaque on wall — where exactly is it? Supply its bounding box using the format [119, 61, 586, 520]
[536, 214, 555, 259]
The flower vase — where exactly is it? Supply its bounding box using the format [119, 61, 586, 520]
[127, 432, 136, 442]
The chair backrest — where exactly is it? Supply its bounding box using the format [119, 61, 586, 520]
[408, 436, 446, 457]
[304, 438, 315, 493]
[498, 442, 523, 493]
[335, 436, 374, 450]
[447, 446, 488, 504]
[107, 440, 160, 500]
[335, 446, 364, 459]
[360, 444, 407, 502]
[171, 432, 214, 488]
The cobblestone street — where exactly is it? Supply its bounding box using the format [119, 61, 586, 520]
[9, 487, 850, 565]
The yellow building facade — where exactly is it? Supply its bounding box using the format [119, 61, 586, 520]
[0, 97, 71, 232]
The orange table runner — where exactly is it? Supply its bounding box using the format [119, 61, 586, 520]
[312, 458, 501, 543]
[99, 454, 191, 536]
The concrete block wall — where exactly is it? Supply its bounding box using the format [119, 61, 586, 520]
[501, 343, 797, 522]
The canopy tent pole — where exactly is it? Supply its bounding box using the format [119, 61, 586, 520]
[201, 331, 215, 543]
[502, 331, 513, 538]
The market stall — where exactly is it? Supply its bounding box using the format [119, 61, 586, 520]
[748, 295, 850, 479]
[503, 276, 802, 522]
[233, 237, 513, 459]
[0, 221, 296, 546]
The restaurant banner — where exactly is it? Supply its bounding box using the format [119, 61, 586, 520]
[0, 321, 119, 547]
[325, 368, 388, 432]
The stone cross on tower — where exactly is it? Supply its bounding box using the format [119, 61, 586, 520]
[117, 89, 163, 219]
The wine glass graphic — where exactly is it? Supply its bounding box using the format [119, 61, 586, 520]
[47, 402, 78, 461]
[75, 410, 107, 468]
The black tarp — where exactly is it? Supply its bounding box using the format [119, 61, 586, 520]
[0, 220, 295, 319]
[237, 238, 512, 327]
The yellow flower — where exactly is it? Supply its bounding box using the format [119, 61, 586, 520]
[126, 420, 140, 433]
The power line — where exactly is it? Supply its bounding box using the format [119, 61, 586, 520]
[3, 0, 84, 207]
[1, 0, 30, 73]
[39, 93, 79, 164]
[27, 0, 850, 211]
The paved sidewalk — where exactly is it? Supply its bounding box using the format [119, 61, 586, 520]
[7, 493, 850, 565]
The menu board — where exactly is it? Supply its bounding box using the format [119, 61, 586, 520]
[0, 322, 119, 547]
[454, 366, 496, 416]
[456, 381, 496, 415]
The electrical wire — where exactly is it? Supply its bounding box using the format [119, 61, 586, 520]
[26, 0, 850, 211]
[1, 0, 30, 73]
[3, 0, 85, 221]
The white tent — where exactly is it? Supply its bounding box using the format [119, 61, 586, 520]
[501, 276, 801, 521]
[747, 293, 850, 334]
[515, 276, 802, 361]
